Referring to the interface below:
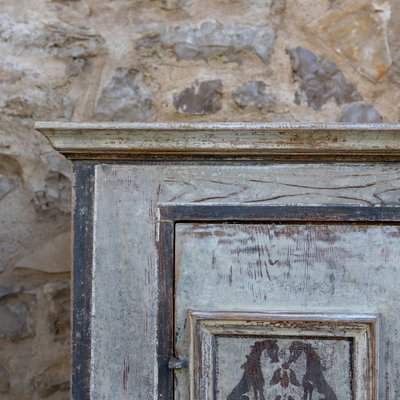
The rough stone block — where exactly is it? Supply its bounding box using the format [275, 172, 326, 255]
[247, 0, 286, 14]
[0, 65, 24, 84]
[0, 117, 71, 271]
[33, 152, 71, 214]
[0, 176, 17, 200]
[94, 68, 154, 122]
[43, 280, 70, 342]
[151, 0, 190, 10]
[66, 58, 87, 78]
[232, 81, 276, 110]
[287, 47, 362, 110]
[0, 15, 106, 59]
[3, 89, 71, 121]
[173, 80, 223, 115]
[33, 363, 69, 398]
[389, 55, 400, 84]
[135, 19, 276, 64]
[40, 22, 105, 59]
[270, 0, 286, 14]
[0, 292, 35, 341]
[0, 364, 10, 394]
[0, 285, 19, 298]
[0, 154, 22, 178]
[310, 0, 392, 82]
[338, 102, 383, 123]
[16, 232, 71, 273]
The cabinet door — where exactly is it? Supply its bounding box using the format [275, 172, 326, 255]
[161, 209, 400, 400]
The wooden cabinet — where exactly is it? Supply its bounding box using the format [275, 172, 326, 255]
[37, 122, 400, 400]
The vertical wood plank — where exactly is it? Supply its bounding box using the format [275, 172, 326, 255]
[92, 164, 165, 399]
[158, 220, 174, 400]
[72, 163, 95, 400]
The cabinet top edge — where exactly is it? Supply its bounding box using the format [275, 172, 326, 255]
[35, 121, 400, 161]
[35, 121, 400, 132]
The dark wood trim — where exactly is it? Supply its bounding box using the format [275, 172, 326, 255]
[157, 204, 399, 398]
[160, 204, 400, 223]
[72, 163, 95, 400]
[157, 220, 175, 400]
[59, 152, 400, 162]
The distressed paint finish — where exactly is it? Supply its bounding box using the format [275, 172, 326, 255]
[160, 164, 400, 206]
[36, 122, 400, 161]
[90, 163, 400, 399]
[35, 123, 400, 400]
[72, 163, 95, 400]
[187, 312, 377, 400]
[174, 223, 399, 399]
[224, 338, 348, 400]
[91, 165, 164, 399]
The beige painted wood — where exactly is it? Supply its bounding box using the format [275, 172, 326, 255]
[36, 122, 400, 160]
[175, 223, 391, 399]
[92, 163, 400, 399]
[92, 165, 162, 399]
[160, 163, 400, 206]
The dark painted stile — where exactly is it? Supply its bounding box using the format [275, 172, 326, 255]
[158, 221, 175, 400]
[72, 163, 95, 400]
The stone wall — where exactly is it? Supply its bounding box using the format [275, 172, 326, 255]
[1, 0, 399, 398]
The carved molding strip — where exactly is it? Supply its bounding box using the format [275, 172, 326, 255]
[36, 122, 400, 161]
[190, 311, 378, 400]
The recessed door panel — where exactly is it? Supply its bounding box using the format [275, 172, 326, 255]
[173, 222, 400, 399]
[186, 311, 375, 400]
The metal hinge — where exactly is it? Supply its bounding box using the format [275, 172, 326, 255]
[168, 357, 188, 370]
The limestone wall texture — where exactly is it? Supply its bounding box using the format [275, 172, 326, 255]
[0, 0, 399, 398]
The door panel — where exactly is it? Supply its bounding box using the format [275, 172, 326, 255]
[185, 311, 376, 400]
[174, 223, 400, 399]
[215, 335, 352, 400]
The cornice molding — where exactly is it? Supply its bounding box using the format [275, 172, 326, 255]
[35, 122, 400, 161]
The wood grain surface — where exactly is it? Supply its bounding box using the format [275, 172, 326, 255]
[89, 162, 399, 399]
